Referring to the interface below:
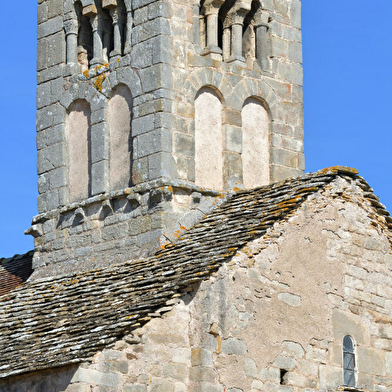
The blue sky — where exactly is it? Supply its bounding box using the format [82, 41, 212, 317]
[0, 1, 391, 257]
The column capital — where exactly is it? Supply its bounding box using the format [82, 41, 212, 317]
[202, 0, 225, 16]
[89, 14, 99, 31]
[226, 0, 252, 25]
[64, 19, 78, 35]
[254, 8, 269, 27]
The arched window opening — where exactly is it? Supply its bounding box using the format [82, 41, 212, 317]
[343, 335, 356, 387]
[242, 98, 269, 188]
[195, 88, 223, 190]
[108, 85, 133, 191]
[75, 1, 93, 71]
[199, 0, 225, 58]
[67, 100, 92, 203]
[242, 0, 258, 67]
[101, 10, 114, 63]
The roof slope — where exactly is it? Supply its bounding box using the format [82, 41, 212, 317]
[0, 167, 390, 379]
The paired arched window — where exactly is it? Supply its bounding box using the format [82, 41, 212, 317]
[343, 335, 356, 387]
[66, 0, 132, 70]
[66, 85, 133, 200]
[197, 0, 269, 69]
[66, 100, 92, 203]
[194, 88, 270, 190]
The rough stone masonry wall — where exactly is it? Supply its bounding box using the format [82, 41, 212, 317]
[8, 178, 392, 391]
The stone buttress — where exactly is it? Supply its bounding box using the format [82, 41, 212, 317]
[29, 0, 304, 278]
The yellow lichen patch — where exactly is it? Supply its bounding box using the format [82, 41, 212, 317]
[179, 226, 187, 231]
[83, 69, 90, 78]
[319, 166, 358, 176]
[93, 73, 107, 92]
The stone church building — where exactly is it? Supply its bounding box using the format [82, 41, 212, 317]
[1, 0, 392, 391]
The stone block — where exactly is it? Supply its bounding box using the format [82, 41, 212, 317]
[357, 347, 385, 376]
[225, 126, 242, 153]
[189, 367, 217, 383]
[386, 352, 392, 376]
[174, 133, 194, 157]
[278, 62, 303, 85]
[131, 41, 153, 69]
[163, 363, 188, 380]
[172, 348, 191, 364]
[191, 348, 212, 367]
[37, 3, 48, 24]
[37, 81, 52, 109]
[129, 215, 152, 236]
[72, 368, 118, 388]
[91, 123, 109, 163]
[319, 365, 342, 389]
[37, 16, 63, 39]
[148, 152, 176, 179]
[288, 42, 302, 64]
[148, 333, 186, 345]
[37, 143, 65, 174]
[133, 114, 155, 136]
[137, 129, 172, 158]
[153, 35, 172, 64]
[290, 0, 301, 29]
[46, 124, 65, 146]
[124, 385, 148, 392]
[150, 379, 175, 392]
[331, 309, 370, 345]
[270, 36, 288, 58]
[272, 355, 296, 371]
[244, 357, 258, 378]
[102, 222, 128, 241]
[221, 338, 247, 355]
[91, 160, 109, 195]
[50, 167, 67, 189]
[48, 0, 63, 18]
[282, 341, 305, 359]
[278, 292, 301, 307]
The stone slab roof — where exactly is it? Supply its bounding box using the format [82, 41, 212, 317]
[0, 167, 390, 379]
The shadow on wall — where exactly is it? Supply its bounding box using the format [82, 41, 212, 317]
[0, 365, 78, 392]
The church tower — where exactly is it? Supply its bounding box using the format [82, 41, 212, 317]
[29, 0, 304, 278]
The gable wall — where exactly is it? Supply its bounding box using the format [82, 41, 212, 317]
[4, 178, 392, 391]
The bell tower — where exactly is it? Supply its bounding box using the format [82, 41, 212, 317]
[29, 0, 304, 278]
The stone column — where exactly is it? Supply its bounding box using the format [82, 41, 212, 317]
[124, 0, 133, 54]
[201, 0, 224, 60]
[110, 9, 122, 58]
[222, 23, 231, 61]
[226, 1, 252, 65]
[83, 5, 104, 66]
[103, 0, 122, 59]
[90, 15, 104, 66]
[64, 19, 78, 65]
[254, 9, 270, 70]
